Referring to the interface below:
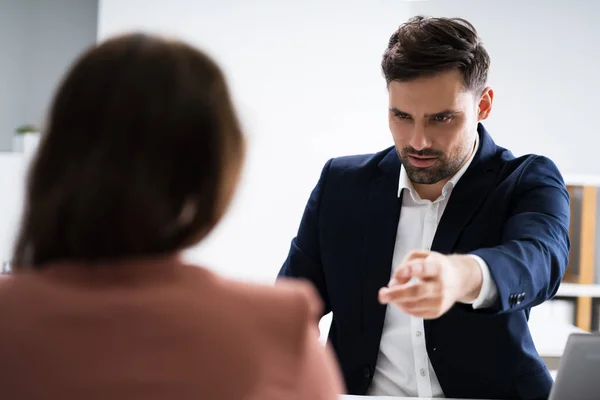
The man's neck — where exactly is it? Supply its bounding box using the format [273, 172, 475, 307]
[413, 180, 449, 202]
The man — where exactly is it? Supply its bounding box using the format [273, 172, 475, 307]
[278, 16, 570, 400]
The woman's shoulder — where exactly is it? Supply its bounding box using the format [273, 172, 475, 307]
[238, 278, 322, 317]
[197, 267, 321, 315]
[187, 266, 323, 338]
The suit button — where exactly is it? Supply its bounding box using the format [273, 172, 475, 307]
[363, 367, 371, 379]
[519, 293, 526, 301]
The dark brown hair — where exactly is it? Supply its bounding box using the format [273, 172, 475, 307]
[382, 15, 490, 93]
[12, 33, 244, 268]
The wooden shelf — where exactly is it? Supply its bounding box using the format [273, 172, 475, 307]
[562, 272, 580, 284]
[565, 184, 597, 331]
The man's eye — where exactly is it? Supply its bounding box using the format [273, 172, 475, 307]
[433, 115, 452, 123]
[394, 113, 411, 120]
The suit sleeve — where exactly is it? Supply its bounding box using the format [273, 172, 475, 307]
[470, 156, 570, 314]
[277, 159, 333, 317]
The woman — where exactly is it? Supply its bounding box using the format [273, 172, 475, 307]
[0, 33, 343, 399]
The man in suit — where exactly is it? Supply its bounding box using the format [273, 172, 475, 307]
[278, 15, 570, 400]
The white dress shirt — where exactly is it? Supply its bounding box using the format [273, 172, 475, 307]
[368, 134, 498, 397]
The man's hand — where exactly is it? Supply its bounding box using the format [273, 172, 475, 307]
[378, 250, 483, 319]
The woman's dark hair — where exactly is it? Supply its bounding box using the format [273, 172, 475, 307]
[382, 15, 491, 94]
[12, 33, 244, 268]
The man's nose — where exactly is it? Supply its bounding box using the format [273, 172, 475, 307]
[408, 124, 432, 151]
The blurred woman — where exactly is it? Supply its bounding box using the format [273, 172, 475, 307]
[0, 33, 343, 400]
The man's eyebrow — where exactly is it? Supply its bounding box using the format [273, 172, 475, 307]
[425, 110, 461, 118]
[389, 107, 409, 116]
[389, 107, 461, 118]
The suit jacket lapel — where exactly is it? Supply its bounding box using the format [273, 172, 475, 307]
[431, 124, 499, 254]
[426, 124, 500, 342]
[361, 148, 401, 365]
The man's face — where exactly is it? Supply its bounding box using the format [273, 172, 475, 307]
[388, 69, 492, 185]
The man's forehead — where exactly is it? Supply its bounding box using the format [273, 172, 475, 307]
[388, 80, 473, 113]
[388, 80, 469, 98]
[389, 95, 471, 116]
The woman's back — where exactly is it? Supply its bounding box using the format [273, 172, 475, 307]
[0, 257, 342, 399]
[3, 33, 343, 399]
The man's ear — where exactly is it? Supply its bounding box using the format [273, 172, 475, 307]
[477, 87, 494, 121]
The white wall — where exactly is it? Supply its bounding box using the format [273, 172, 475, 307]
[0, 154, 28, 264]
[0, 0, 98, 151]
[0, 1, 27, 152]
[409, 0, 600, 176]
[98, 0, 410, 282]
[0, 0, 97, 262]
[98, 0, 600, 284]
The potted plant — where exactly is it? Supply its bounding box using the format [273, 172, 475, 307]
[14, 124, 40, 154]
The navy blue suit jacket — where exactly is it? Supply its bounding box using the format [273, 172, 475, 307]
[278, 125, 570, 400]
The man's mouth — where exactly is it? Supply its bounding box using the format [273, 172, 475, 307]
[407, 155, 438, 168]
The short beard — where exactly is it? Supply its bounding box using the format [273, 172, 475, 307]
[398, 145, 470, 185]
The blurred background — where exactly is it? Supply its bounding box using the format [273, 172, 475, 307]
[1, 0, 599, 374]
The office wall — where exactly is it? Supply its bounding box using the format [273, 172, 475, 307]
[98, 0, 600, 283]
[98, 0, 410, 282]
[408, 0, 600, 176]
[0, 0, 98, 261]
[0, 0, 98, 151]
[0, 1, 29, 152]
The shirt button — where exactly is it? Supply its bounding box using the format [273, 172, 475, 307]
[363, 366, 371, 379]
[416, 331, 422, 337]
[420, 368, 427, 377]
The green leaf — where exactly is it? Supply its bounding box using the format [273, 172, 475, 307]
[15, 124, 39, 135]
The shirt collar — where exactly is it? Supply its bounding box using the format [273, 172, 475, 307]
[398, 133, 479, 200]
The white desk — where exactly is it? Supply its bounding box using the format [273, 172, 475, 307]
[529, 318, 586, 358]
[528, 316, 587, 371]
[341, 396, 486, 400]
